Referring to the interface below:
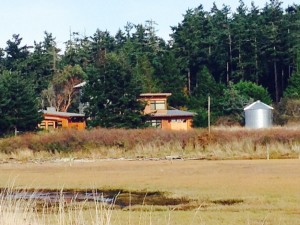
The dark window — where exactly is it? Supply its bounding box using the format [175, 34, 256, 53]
[150, 119, 162, 128]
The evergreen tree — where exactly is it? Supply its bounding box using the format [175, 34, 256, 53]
[63, 32, 91, 69]
[233, 80, 272, 104]
[189, 67, 224, 127]
[220, 82, 252, 123]
[121, 21, 165, 93]
[285, 4, 300, 80]
[171, 5, 211, 94]
[0, 71, 42, 135]
[4, 34, 31, 74]
[284, 51, 300, 98]
[260, 0, 285, 102]
[27, 32, 58, 95]
[154, 50, 187, 108]
[82, 53, 147, 128]
[90, 29, 116, 64]
[208, 4, 232, 83]
[133, 54, 158, 92]
[0, 48, 5, 73]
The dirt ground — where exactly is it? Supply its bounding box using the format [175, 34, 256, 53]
[0, 159, 300, 195]
[1, 159, 300, 224]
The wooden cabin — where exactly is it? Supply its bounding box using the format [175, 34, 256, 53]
[39, 107, 86, 130]
[139, 93, 194, 130]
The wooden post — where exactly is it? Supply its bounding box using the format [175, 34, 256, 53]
[266, 144, 270, 160]
[208, 96, 211, 134]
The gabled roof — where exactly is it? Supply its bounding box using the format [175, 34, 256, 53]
[43, 110, 85, 118]
[152, 109, 195, 118]
[244, 100, 273, 111]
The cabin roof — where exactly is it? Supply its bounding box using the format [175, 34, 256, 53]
[43, 110, 85, 118]
[139, 93, 172, 98]
[152, 109, 195, 118]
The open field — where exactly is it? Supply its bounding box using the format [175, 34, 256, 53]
[0, 159, 300, 224]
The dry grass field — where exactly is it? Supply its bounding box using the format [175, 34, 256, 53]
[0, 159, 300, 224]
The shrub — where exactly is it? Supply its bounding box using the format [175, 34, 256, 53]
[0, 127, 300, 160]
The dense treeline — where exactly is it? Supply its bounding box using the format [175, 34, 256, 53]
[0, 0, 300, 134]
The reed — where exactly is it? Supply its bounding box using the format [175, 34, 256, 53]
[0, 188, 115, 225]
[1, 127, 300, 160]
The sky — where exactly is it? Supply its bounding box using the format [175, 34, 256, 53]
[0, 0, 297, 50]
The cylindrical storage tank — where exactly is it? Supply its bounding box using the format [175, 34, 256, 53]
[244, 101, 273, 129]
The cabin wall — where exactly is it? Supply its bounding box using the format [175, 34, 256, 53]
[39, 115, 86, 131]
[159, 117, 193, 130]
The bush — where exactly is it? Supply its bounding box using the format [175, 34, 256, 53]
[0, 127, 300, 160]
[274, 98, 300, 125]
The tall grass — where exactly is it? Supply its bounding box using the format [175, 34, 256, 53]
[1, 127, 300, 160]
[0, 188, 114, 225]
[0, 188, 39, 225]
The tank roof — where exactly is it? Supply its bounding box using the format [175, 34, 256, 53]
[244, 100, 273, 111]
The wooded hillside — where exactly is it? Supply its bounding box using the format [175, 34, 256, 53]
[0, 0, 299, 133]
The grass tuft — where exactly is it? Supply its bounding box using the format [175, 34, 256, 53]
[1, 127, 300, 160]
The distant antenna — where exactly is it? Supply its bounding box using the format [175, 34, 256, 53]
[69, 26, 72, 41]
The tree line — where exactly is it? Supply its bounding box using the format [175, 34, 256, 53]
[0, 0, 299, 134]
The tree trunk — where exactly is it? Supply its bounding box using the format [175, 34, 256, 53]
[274, 59, 279, 103]
[188, 69, 191, 95]
[228, 30, 232, 78]
[255, 37, 259, 84]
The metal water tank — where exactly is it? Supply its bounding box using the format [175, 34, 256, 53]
[244, 100, 273, 129]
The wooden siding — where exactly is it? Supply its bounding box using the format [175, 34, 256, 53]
[39, 114, 86, 131]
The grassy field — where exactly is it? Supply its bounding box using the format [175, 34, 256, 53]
[0, 159, 300, 224]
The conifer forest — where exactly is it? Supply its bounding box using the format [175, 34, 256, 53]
[0, 0, 300, 134]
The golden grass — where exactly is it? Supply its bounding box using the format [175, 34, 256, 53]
[2, 126, 300, 161]
[0, 159, 300, 224]
[0, 188, 115, 225]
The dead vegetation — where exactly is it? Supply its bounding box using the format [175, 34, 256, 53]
[0, 127, 300, 161]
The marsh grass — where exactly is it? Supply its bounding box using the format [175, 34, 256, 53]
[0, 188, 41, 225]
[1, 127, 300, 161]
[0, 188, 115, 225]
[0, 187, 201, 225]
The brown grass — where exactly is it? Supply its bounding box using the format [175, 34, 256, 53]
[1, 126, 300, 161]
[0, 187, 115, 225]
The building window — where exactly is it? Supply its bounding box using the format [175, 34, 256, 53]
[39, 122, 46, 129]
[150, 120, 162, 128]
[47, 121, 55, 129]
[56, 121, 62, 128]
[171, 119, 186, 123]
[150, 101, 165, 110]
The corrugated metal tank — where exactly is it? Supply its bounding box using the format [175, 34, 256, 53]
[244, 101, 273, 129]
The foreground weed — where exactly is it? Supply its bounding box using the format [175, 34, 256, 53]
[0, 188, 114, 225]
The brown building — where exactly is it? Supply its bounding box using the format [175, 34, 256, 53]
[139, 93, 195, 130]
[39, 107, 86, 131]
